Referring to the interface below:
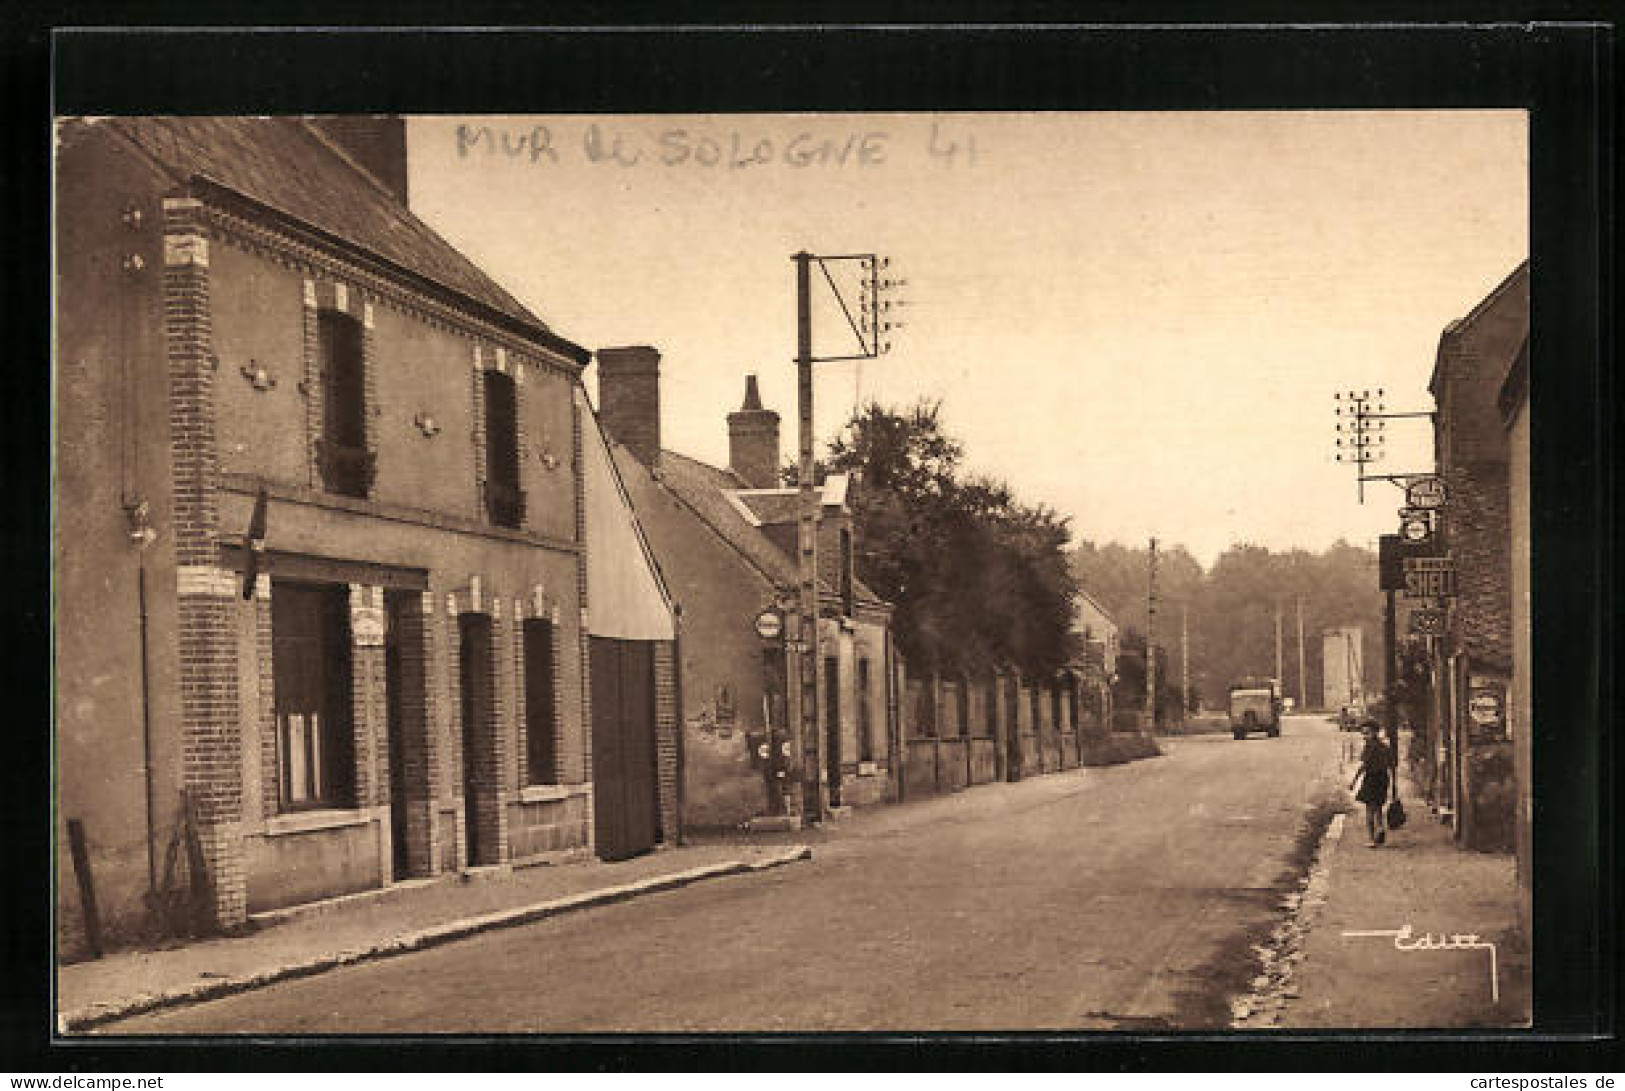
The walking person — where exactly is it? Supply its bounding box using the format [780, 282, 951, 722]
[1349, 719, 1395, 846]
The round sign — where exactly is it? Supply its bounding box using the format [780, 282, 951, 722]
[1405, 477, 1448, 510]
[754, 608, 784, 641]
[1469, 691, 1502, 725]
[1401, 516, 1431, 542]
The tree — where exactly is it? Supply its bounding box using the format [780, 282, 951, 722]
[821, 401, 1080, 678]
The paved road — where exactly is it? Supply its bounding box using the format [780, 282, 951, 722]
[113, 715, 1343, 1033]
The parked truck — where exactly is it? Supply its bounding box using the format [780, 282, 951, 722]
[1228, 677, 1282, 739]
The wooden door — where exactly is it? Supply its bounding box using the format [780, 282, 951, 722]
[590, 637, 658, 861]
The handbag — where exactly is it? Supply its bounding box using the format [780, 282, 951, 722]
[1386, 789, 1407, 830]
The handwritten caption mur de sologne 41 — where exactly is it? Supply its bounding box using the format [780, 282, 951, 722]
[454, 122, 978, 170]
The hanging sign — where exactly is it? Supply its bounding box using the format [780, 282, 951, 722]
[1405, 476, 1449, 510]
[1400, 516, 1432, 543]
[1402, 556, 1457, 599]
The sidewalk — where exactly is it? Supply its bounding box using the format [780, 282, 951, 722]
[58, 840, 810, 1034]
[1279, 758, 1531, 1029]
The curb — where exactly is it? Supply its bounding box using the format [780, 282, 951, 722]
[60, 845, 812, 1034]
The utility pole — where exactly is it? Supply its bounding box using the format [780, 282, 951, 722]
[1296, 596, 1307, 710]
[793, 252, 821, 822]
[790, 250, 901, 822]
[1383, 588, 1398, 753]
[1274, 600, 1284, 689]
[1180, 603, 1189, 719]
[1145, 537, 1158, 724]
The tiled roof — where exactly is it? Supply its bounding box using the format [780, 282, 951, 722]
[101, 116, 564, 346]
[732, 478, 848, 526]
[621, 446, 885, 608]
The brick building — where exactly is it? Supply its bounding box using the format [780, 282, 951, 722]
[598, 358, 900, 828]
[54, 116, 676, 956]
[1423, 259, 1527, 853]
[1497, 333, 1531, 936]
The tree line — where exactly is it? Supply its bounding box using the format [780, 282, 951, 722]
[1072, 539, 1385, 713]
[806, 400, 1384, 713]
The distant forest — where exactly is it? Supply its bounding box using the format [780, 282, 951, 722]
[1071, 540, 1384, 711]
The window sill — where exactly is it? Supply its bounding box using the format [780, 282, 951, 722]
[264, 808, 371, 837]
[518, 783, 589, 805]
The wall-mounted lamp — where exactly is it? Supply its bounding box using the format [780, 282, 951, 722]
[124, 498, 157, 549]
[414, 411, 442, 437]
[239, 360, 277, 391]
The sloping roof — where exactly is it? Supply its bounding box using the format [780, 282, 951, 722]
[732, 479, 848, 526]
[98, 116, 569, 350]
[1429, 260, 1529, 398]
[1074, 586, 1116, 627]
[577, 387, 674, 641]
[620, 446, 886, 609]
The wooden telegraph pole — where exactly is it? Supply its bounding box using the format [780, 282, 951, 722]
[1145, 537, 1158, 724]
[790, 251, 900, 821]
[1296, 596, 1307, 711]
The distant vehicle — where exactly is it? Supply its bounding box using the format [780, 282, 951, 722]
[1337, 706, 1360, 731]
[1229, 677, 1282, 739]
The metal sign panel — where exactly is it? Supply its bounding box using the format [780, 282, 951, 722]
[1405, 476, 1448, 510]
[1400, 516, 1432, 543]
[1408, 607, 1445, 635]
[754, 608, 784, 641]
[1402, 555, 1457, 598]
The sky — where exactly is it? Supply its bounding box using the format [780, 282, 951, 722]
[408, 111, 1527, 568]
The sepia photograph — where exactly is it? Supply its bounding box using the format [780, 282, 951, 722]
[50, 103, 1546, 1037]
[40, 18, 1611, 1054]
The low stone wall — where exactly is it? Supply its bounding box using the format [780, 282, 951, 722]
[1080, 731, 1163, 766]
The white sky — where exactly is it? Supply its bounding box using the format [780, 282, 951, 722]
[408, 111, 1527, 567]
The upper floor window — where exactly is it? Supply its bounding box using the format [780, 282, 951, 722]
[317, 311, 370, 498]
[483, 369, 524, 528]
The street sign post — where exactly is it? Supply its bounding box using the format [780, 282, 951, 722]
[754, 607, 784, 642]
[1405, 476, 1448, 510]
[1402, 556, 1457, 599]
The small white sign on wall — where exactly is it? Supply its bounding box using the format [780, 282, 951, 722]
[353, 605, 385, 647]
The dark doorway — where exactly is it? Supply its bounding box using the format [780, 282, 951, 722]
[383, 591, 412, 881]
[825, 655, 842, 807]
[523, 619, 559, 785]
[458, 613, 495, 867]
[590, 637, 658, 861]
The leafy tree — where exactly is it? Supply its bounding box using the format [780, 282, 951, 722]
[818, 401, 1080, 678]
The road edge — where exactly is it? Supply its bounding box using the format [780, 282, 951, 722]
[59, 845, 813, 1035]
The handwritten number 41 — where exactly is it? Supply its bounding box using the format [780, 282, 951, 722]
[928, 123, 976, 168]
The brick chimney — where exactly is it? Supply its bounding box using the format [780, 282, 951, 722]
[727, 374, 781, 488]
[596, 346, 662, 466]
[310, 116, 410, 206]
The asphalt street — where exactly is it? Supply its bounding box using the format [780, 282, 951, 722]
[111, 714, 1343, 1034]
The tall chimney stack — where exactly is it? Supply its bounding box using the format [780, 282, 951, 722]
[596, 346, 662, 466]
[309, 115, 410, 206]
[727, 374, 781, 488]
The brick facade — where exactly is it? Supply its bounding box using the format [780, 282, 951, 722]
[164, 196, 248, 929]
[1425, 261, 1526, 855]
[56, 118, 635, 948]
